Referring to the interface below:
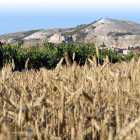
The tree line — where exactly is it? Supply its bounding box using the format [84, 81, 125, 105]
[0, 41, 136, 71]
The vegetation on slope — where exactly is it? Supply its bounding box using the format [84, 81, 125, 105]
[107, 31, 133, 37]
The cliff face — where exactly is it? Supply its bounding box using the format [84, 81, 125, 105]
[1, 18, 140, 48]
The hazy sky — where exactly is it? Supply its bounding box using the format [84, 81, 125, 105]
[0, 0, 140, 35]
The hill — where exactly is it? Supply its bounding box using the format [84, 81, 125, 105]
[1, 18, 140, 48]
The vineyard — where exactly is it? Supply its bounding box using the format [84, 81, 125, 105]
[0, 41, 135, 71]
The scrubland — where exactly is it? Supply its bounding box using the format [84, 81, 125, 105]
[0, 52, 140, 140]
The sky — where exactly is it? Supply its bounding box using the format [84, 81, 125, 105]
[0, 0, 140, 35]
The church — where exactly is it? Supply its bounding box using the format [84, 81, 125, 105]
[48, 29, 73, 44]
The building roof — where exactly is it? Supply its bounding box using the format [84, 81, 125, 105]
[133, 49, 139, 52]
[114, 47, 124, 50]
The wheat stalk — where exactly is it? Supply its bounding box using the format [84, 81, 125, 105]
[25, 58, 30, 70]
[65, 52, 71, 67]
[12, 58, 15, 71]
[95, 42, 99, 66]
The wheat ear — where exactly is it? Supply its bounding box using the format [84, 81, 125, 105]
[65, 52, 71, 67]
[25, 58, 30, 70]
[95, 42, 99, 66]
[12, 58, 15, 71]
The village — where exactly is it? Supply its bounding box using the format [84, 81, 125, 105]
[48, 29, 140, 56]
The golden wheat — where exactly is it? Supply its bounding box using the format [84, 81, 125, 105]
[0, 55, 139, 140]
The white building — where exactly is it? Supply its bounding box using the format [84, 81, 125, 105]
[123, 50, 131, 55]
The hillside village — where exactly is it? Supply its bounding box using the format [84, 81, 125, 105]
[47, 29, 140, 55]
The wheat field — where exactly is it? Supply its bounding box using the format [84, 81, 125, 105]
[0, 53, 140, 140]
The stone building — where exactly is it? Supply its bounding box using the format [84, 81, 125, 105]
[49, 29, 73, 43]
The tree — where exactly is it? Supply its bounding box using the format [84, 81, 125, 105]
[18, 41, 24, 47]
[135, 46, 140, 50]
[101, 42, 106, 47]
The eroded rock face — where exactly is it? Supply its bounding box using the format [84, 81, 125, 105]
[83, 18, 140, 48]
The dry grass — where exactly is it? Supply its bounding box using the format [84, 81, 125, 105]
[0, 54, 140, 140]
[21, 42, 45, 49]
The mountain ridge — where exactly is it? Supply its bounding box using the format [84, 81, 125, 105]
[1, 18, 140, 48]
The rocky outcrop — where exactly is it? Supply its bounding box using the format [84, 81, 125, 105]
[83, 18, 140, 48]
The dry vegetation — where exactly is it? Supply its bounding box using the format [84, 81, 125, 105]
[0, 52, 140, 140]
